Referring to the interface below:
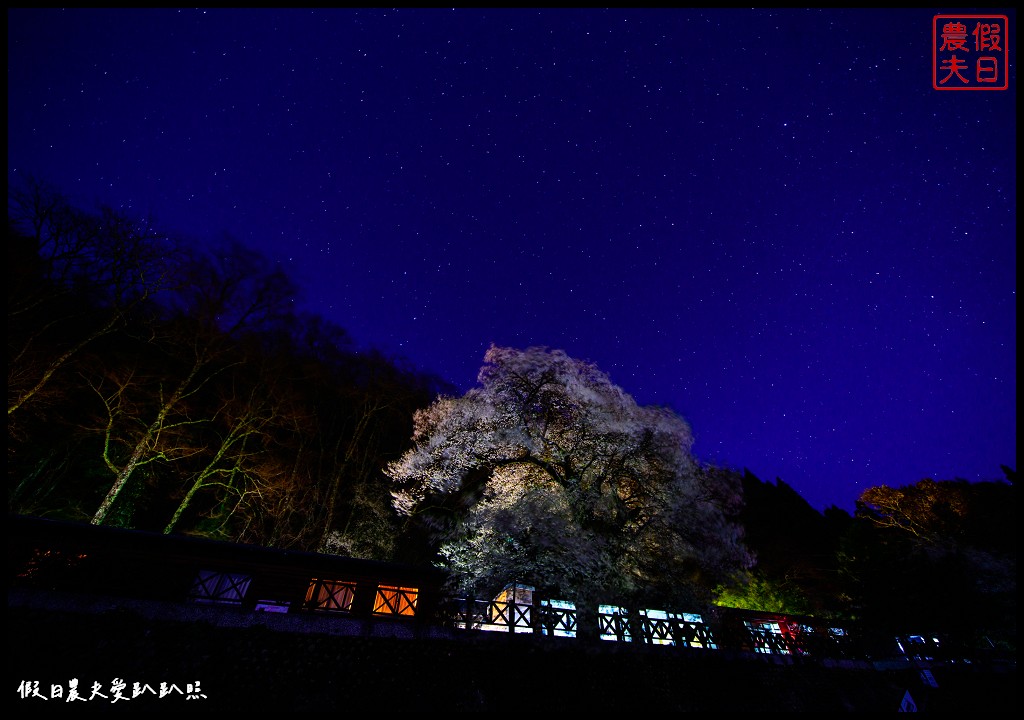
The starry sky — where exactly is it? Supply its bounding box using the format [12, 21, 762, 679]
[7, 8, 1017, 513]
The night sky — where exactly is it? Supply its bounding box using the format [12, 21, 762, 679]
[7, 8, 1016, 513]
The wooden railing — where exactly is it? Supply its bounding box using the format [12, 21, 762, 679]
[435, 595, 859, 658]
[9, 515, 973, 664]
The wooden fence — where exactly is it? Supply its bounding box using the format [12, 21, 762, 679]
[8, 514, 944, 663]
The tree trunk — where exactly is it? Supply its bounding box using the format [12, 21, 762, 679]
[91, 364, 199, 526]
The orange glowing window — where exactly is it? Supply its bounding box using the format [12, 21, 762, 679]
[373, 585, 418, 616]
[304, 578, 356, 613]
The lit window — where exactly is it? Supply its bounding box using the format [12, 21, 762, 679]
[373, 585, 418, 616]
[188, 570, 251, 605]
[304, 578, 356, 613]
[599, 605, 632, 642]
[539, 599, 576, 637]
[676, 613, 717, 649]
[599, 607, 713, 647]
[744, 619, 791, 654]
[643, 609, 679, 646]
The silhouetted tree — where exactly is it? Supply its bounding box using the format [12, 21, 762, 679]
[842, 474, 1016, 653]
[719, 470, 851, 618]
[7, 179, 177, 418]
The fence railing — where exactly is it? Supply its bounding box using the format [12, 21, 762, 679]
[435, 593, 858, 658]
[9, 515, 970, 664]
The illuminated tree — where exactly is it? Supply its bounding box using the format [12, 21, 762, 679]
[161, 369, 281, 535]
[714, 570, 813, 615]
[386, 345, 752, 613]
[859, 478, 971, 544]
[87, 240, 296, 526]
[213, 320, 445, 556]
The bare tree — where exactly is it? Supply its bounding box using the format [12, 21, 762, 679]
[86, 240, 296, 526]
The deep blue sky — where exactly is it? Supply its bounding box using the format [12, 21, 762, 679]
[8, 8, 1016, 513]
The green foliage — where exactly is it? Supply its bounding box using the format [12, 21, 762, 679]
[735, 470, 852, 620]
[714, 572, 813, 615]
